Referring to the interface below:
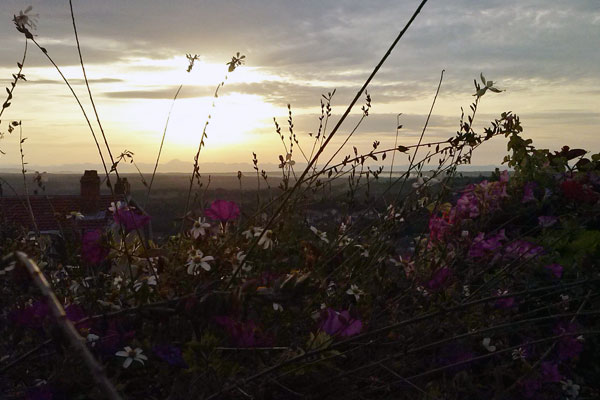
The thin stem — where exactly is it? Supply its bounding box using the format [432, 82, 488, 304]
[146, 84, 183, 206]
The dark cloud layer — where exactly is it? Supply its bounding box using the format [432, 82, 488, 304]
[2, 0, 598, 82]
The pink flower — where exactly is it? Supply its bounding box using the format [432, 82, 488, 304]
[468, 230, 506, 258]
[504, 240, 544, 260]
[540, 362, 562, 383]
[319, 308, 362, 337]
[455, 190, 480, 219]
[205, 200, 240, 223]
[113, 206, 151, 232]
[428, 213, 453, 241]
[554, 322, 584, 361]
[81, 229, 108, 265]
[521, 182, 537, 203]
[11, 300, 49, 329]
[495, 290, 516, 309]
[425, 267, 452, 291]
[544, 263, 563, 279]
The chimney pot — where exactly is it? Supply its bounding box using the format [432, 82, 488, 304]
[80, 170, 100, 214]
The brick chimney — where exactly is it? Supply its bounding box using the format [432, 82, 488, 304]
[80, 170, 100, 214]
[115, 177, 130, 196]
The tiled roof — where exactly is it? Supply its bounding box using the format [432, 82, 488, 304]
[0, 195, 122, 232]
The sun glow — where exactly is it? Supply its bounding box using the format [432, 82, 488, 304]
[91, 57, 283, 154]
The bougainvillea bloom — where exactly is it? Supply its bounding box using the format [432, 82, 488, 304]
[12, 300, 49, 329]
[113, 206, 151, 232]
[205, 200, 240, 222]
[521, 181, 537, 203]
[544, 263, 563, 279]
[554, 322, 584, 361]
[504, 240, 544, 260]
[319, 308, 362, 337]
[81, 229, 108, 265]
[495, 290, 516, 309]
[425, 267, 452, 291]
[468, 230, 506, 258]
[540, 362, 562, 383]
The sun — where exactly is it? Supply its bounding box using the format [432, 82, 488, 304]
[96, 56, 282, 156]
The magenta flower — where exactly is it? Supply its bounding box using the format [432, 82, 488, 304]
[428, 213, 452, 241]
[554, 322, 584, 361]
[215, 316, 268, 347]
[504, 240, 544, 260]
[468, 230, 506, 258]
[455, 190, 480, 219]
[65, 303, 90, 331]
[425, 267, 452, 291]
[319, 308, 362, 337]
[113, 207, 151, 232]
[205, 200, 240, 223]
[544, 263, 563, 279]
[521, 182, 537, 203]
[538, 215, 558, 228]
[81, 229, 108, 265]
[540, 362, 562, 383]
[11, 300, 49, 329]
[494, 290, 517, 309]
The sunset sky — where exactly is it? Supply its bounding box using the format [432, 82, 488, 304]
[0, 0, 598, 172]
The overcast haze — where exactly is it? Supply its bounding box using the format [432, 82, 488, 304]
[0, 0, 598, 172]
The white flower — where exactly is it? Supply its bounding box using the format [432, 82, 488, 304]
[338, 235, 353, 248]
[242, 227, 255, 239]
[273, 303, 283, 312]
[108, 201, 127, 213]
[354, 245, 369, 258]
[115, 346, 147, 368]
[416, 285, 429, 297]
[462, 285, 471, 297]
[67, 211, 84, 220]
[561, 379, 580, 398]
[346, 284, 365, 301]
[511, 347, 526, 360]
[482, 337, 496, 352]
[133, 275, 157, 292]
[0, 261, 16, 275]
[87, 334, 100, 347]
[235, 251, 252, 272]
[190, 217, 211, 239]
[69, 280, 81, 293]
[97, 300, 121, 310]
[310, 226, 329, 243]
[326, 281, 337, 297]
[257, 229, 274, 249]
[113, 276, 124, 290]
[186, 250, 214, 275]
[14, 6, 38, 31]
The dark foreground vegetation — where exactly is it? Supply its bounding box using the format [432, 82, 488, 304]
[1, 2, 599, 399]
